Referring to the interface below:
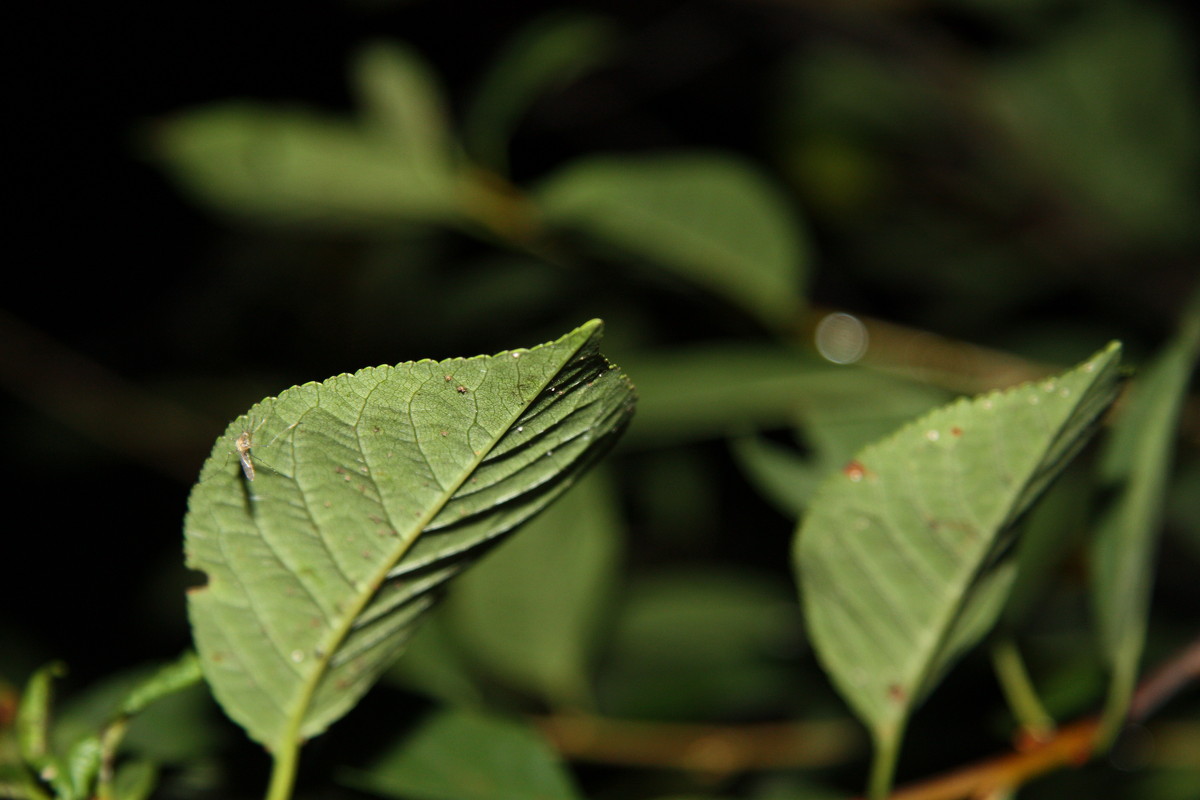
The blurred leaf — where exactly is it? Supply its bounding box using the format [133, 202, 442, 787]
[13, 663, 67, 798]
[118, 681, 222, 766]
[599, 569, 802, 720]
[730, 432, 824, 519]
[341, 708, 582, 800]
[772, 42, 937, 221]
[116, 651, 202, 718]
[733, 388, 947, 517]
[536, 153, 808, 326]
[1091, 289, 1200, 745]
[986, 4, 1200, 242]
[385, 613, 485, 708]
[464, 13, 614, 173]
[796, 342, 1121, 797]
[53, 653, 214, 766]
[623, 345, 948, 446]
[112, 761, 157, 800]
[778, 43, 942, 145]
[184, 321, 635, 752]
[8, 658, 206, 800]
[354, 41, 454, 183]
[62, 736, 102, 800]
[447, 468, 623, 707]
[15, 663, 62, 765]
[154, 43, 463, 230]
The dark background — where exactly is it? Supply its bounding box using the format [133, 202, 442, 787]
[4, 1, 1198, 797]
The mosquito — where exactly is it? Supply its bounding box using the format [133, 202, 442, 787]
[233, 414, 298, 482]
[235, 429, 257, 481]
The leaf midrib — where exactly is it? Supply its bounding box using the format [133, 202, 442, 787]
[856, 364, 1103, 724]
[276, 338, 588, 752]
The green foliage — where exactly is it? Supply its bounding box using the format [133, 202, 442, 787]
[183, 322, 634, 768]
[463, 13, 615, 174]
[796, 343, 1122, 796]
[341, 708, 583, 800]
[985, 3, 1200, 242]
[599, 569, 803, 721]
[6, 5, 1198, 800]
[155, 43, 459, 227]
[535, 153, 809, 326]
[1090, 290, 1200, 744]
[443, 469, 623, 709]
[5, 655, 203, 800]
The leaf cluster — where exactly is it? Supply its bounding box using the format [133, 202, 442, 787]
[3, 4, 1199, 800]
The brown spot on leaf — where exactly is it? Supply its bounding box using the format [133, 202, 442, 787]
[842, 460, 871, 481]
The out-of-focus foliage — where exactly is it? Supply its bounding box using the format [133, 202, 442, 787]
[3, 1, 1197, 799]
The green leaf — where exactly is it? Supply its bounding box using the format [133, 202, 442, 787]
[341, 708, 582, 800]
[1091, 290, 1200, 745]
[16, 662, 63, 766]
[599, 568, 802, 720]
[154, 43, 461, 230]
[112, 761, 157, 800]
[730, 433, 825, 518]
[535, 154, 808, 326]
[446, 468, 623, 707]
[985, 4, 1200, 242]
[353, 41, 455, 186]
[463, 13, 614, 173]
[116, 651, 203, 718]
[14, 663, 68, 798]
[184, 320, 635, 754]
[795, 342, 1121, 798]
[385, 613, 485, 708]
[621, 345, 949, 446]
[52, 654, 213, 767]
[733, 390, 947, 517]
[62, 736, 102, 800]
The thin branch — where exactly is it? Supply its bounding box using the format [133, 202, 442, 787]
[534, 637, 1197, 796]
[799, 306, 1057, 396]
[535, 714, 863, 777]
[1129, 634, 1200, 723]
[863, 635, 1200, 800]
[869, 719, 1097, 800]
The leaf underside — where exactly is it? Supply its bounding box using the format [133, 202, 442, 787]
[184, 320, 635, 751]
[796, 342, 1121, 743]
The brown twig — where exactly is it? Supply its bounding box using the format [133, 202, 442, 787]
[535, 714, 863, 777]
[533, 636, 1199, 798]
[1129, 635, 1200, 723]
[868, 719, 1097, 800]
[800, 307, 1058, 395]
[863, 634, 1200, 800]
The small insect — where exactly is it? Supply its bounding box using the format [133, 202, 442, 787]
[235, 430, 256, 481]
[233, 415, 299, 482]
